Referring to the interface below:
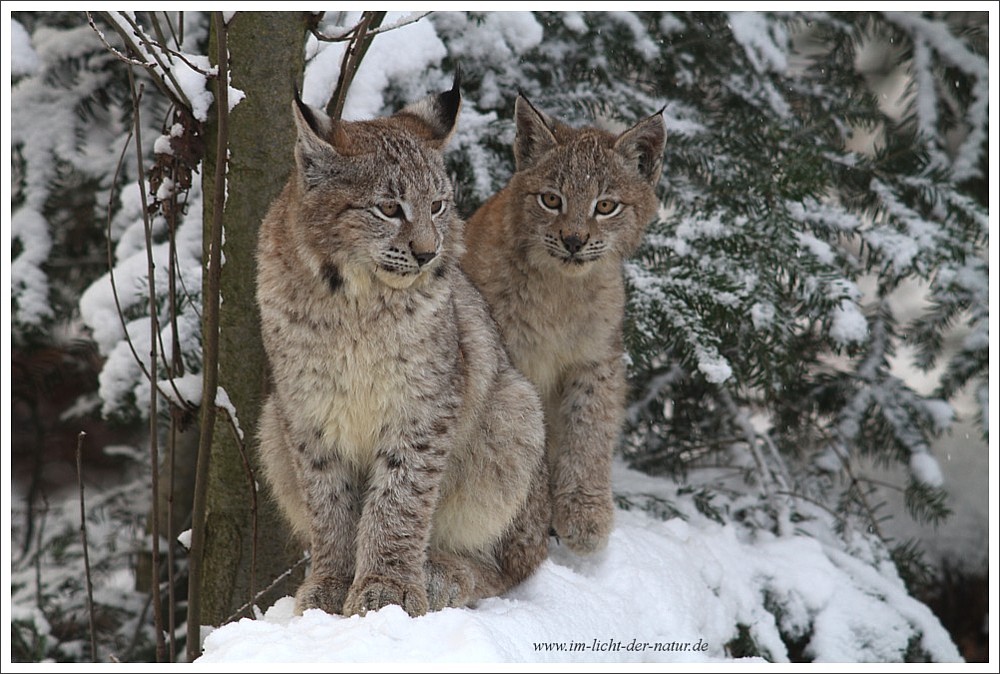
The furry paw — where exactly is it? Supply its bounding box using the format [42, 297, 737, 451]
[295, 573, 351, 615]
[552, 490, 614, 554]
[425, 556, 474, 611]
[343, 576, 429, 617]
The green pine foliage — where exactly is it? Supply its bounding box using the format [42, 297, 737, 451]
[9, 10, 986, 662]
[430, 11, 987, 583]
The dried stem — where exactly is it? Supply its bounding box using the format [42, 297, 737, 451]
[311, 11, 429, 42]
[186, 11, 228, 662]
[326, 11, 386, 121]
[223, 554, 310, 624]
[75, 432, 99, 662]
[126, 66, 167, 663]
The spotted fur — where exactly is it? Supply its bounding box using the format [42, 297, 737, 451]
[463, 95, 666, 554]
[257, 81, 548, 618]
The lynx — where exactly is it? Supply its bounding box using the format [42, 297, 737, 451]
[256, 78, 549, 618]
[463, 95, 666, 554]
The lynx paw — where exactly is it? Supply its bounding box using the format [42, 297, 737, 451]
[552, 491, 614, 554]
[343, 576, 429, 618]
[425, 557, 474, 611]
[295, 574, 351, 615]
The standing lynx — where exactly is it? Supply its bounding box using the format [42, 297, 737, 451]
[463, 95, 665, 554]
[256, 79, 549, 618]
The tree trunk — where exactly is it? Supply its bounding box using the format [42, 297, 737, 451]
[197, 11, 310, 627]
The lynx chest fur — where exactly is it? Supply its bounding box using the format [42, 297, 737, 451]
[463, 95, 666, 555]
[256, 81, 549, 619]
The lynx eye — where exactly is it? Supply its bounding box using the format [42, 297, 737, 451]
[538, 192, 563, 212]
[431, 200, 445, 216]
[377, 202, 402, 219]
[595, 199, 621, 217]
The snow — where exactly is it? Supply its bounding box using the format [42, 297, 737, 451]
[303, 12, 447, 119]
[750, 302, 775, 330]
[197, 463, 961, 663]
[828, 299, 868, 346]
[11, 207, 53, 329]
[883, 12, 988, 182]
[695, 347, 733, 385]
[10, 17, 41, 77]
[728, 12, 788, 73]
[909, 452, 944, 489]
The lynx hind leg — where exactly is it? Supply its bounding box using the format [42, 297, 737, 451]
[425, 466, 550, 610]
[425, 372, 549, 609]
[257, 397, 309, 545]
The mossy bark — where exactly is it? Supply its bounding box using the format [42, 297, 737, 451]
[198, 11, 310, 627]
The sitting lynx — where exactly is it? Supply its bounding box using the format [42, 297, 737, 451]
[463, 95, 666, 554]
[256, 78, 549, 618]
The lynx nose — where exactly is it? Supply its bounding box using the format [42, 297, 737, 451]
[412, 249, 437, 267]
[561, 233, 587, 255]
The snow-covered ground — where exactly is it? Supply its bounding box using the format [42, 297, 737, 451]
[196, 463, 961, 664]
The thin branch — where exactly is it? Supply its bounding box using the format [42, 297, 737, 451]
[126, 67, 167, 663]
[223, 554, 311, 625]
[223, 414, 258, 620]
[166, 416, 178, 663]
[187, 12, 229, 662]
[115, 12, 193, 111]
[311, 11, 430, 42]
[100, 75, 193, 417]
[75, 432, 99, 663]
[327, 11, 386, 121]
[86, 12, 148, 66]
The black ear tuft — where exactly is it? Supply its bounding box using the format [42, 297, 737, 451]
[294, 89, 317, 136]
[396, 71, 463, 149]
[513, 94, 559, 172]
[291, 95, 339, 189]
[438, 64, 462, 123]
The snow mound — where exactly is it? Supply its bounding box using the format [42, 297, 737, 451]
[197, 467, 959, 664]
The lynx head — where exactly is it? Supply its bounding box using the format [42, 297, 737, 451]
[289, 75, 462, 291]
[509, 95, 665, 277]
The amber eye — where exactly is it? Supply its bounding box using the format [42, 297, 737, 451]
[377, 202, 402, 218]
[538, 193, 563, 211]
[595, 199, 620, 216]
[431, 200, 445, 215]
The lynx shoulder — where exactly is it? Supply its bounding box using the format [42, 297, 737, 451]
[463, 95, 666, 554]
[257, 78, 548, 618]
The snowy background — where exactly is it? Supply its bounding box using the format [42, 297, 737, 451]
[5, 8, 994, 666]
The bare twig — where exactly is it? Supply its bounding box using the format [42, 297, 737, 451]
[187, 12, 229, 662]
[327, 11, 386, 121]
[86, 12, 148, 67]
[166, 417, 178, 662]
[221, 411, 258, 620]
[126, 67, 167, 663]
[311, 11, 430, 42]
[114, 12, 193, 111]
[223, 554, 311, 624]
[100, 115, 194, 417]
[75, 432, 99, 663]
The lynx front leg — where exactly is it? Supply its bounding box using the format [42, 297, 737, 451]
[294, 449, 363, 616]
[549, 356, 625, 554]
[344, 438, 449, 617]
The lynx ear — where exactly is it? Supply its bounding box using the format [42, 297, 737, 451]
[292, 92, 341, 189]
[613, 110, 666, 186]
[396, 69, 462, 149]
[513, 94, 559, 171]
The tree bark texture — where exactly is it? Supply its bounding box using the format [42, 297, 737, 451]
[198, 11, 310, 627]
